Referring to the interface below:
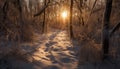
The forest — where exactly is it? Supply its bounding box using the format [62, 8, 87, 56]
[0, 0, 120, 69]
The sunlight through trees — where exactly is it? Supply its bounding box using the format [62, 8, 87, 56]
[61, 11, 68, 19]
[0, 0, 120, 69]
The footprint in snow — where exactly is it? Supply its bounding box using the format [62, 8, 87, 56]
[45, 41, 57, 47]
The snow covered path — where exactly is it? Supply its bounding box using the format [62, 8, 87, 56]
[0, 30, 78, 69]
[31, 30, 78, 69]
[0, 29, 81, 69]
[1, 30, 119, 69]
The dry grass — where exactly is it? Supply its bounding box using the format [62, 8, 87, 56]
[73, 1, 120, 65]
[78, 40, 102, 64]
[0, 0, 36, 62]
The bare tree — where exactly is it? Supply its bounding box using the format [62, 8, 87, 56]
[102, 0, 113, 59]
[43, 0, 47, 33]
[69, 0, 74, 39]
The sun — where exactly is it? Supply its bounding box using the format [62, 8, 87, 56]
[61, 11, 68, 19]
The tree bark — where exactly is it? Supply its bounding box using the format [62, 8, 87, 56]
[102, 0, 113, 59]
[69, 0, 74, 39]
[43, 0, 47, 33]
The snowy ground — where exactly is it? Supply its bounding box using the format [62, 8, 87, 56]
[1, 30, 120, 69]
[33, 30, 120, 69]
[30, 30, 78, 69]
[0, 30, 78, 69]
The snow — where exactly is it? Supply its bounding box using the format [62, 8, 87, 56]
[1, 30, 120, 69]
[1, 30, 77, 69]
[30, 30, 78, 69]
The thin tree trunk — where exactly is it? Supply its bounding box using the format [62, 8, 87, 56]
[102, 0, 113, 59]
[43, 0, 46, 33]
[17, 0, 24, 42]
[70, 0, 74, 39]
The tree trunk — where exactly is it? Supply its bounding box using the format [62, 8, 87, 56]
[102, 0, 113, 59]
[43, 0, 46, 33]
[70, 0, 74, 39]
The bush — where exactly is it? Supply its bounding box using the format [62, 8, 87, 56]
[0, 0, 35, 62]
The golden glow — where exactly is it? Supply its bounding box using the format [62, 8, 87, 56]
[61, 11, 68, 19]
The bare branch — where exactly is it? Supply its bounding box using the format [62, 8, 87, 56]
[2, 0, 8, 13]
[90, 0, 98, 16]
[110, 22, 120, 37]
[92, 7, 104, 13]
[34, 1, 50, 17]
[74, 0, 82, 13]
[34, 0, 60, 17]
